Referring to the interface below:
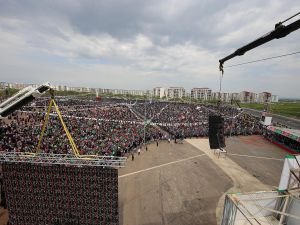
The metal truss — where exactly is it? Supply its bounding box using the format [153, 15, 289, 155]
[0, 152, 127, 168]
[288, 168, 300, 190]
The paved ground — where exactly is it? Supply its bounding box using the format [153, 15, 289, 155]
[186, 136, 286, 224]
[119, 136, 286, 225]
[119, 141, 233, 225]
[0, 136, 288, 225]
[225, 135, 286, 187]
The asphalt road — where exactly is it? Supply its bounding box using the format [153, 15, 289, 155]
[243, 108, 300, 129]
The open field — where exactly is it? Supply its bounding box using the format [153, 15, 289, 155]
[241, 102, 300, 119]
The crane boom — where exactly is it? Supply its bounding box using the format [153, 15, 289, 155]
[219, 15, 300, 71]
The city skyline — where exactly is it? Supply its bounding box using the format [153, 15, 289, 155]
[0, 1, 299, 98]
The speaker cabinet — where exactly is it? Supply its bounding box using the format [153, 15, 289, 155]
[209, 115, 226, 149]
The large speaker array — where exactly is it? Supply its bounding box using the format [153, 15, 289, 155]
[209, 115, 226, 149]
[2, 163, 119, 225]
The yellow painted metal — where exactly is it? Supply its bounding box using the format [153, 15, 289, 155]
[52, 100, 80, 156]
[36, 99, 53, 153]
[36, 98, 80, 157]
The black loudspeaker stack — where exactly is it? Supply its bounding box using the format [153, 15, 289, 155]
[209, 115, 226, 149]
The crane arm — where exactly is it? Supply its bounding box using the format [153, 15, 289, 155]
[0, 82, 51, 117]
[219, 15, 300, 72]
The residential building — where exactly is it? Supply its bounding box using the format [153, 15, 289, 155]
[0, 81, 280, 102]
[191, 88, 212, 101]
[211, 92, 220, 101]
[258, 92, 272, 103]
[54, 85, 69, 92]
[167, 87, 185, 99]
[220, 93, 232, 103]
[271, 95, 279, 102]
[231, 93, 239, 101]
[0, 82, 8, 89]
[153, 87, 165, 98]
[239, 91, 257, 103]
[8, 83, 28, 89]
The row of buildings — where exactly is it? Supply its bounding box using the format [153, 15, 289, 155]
[0, 82, 278, 103]
[154, 87, 278, 103]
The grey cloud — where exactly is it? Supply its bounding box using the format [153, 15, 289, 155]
[0, 0, 299, 97]
[0, 0, 239, 46]
[0, 0, 297, 51]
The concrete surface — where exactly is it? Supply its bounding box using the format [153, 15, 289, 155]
[119, 141, 233, 225]
[119, 136, 287, 225]
[225, 135, 286, 187]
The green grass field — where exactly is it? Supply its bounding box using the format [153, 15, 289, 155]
[241, 102, 300, 119]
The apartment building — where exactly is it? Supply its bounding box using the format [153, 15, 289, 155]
[271, 95, 279, 102]
[153, 87, 165, 98]
[239, 91, 258, 103]
[167, 87, 185, 99]
[258, 92, 272, 103]
[191, 88, 212, 101]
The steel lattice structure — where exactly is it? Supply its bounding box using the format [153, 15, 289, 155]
[0, 152, 127, 168]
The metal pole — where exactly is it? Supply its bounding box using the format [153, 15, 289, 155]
[144, 99, 146, 147]
[230, 109, 233, 137]
[219, 71, 222, 102]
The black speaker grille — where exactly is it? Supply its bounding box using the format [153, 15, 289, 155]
[209, 115, 226, 149]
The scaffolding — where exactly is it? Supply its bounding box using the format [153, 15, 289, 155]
[288, 168, 300, 190]
[221, 190, 300, 225]
[0, 152, 126, 168]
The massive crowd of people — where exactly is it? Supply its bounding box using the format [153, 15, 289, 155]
[0, 111, 162, 155]
[133, 102, 262, 138]
[0, 97, 281, 156]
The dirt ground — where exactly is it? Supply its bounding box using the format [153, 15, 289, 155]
[0, 135, 287, 225]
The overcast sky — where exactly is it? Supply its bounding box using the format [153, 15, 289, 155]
[0, 0, 299, 97]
